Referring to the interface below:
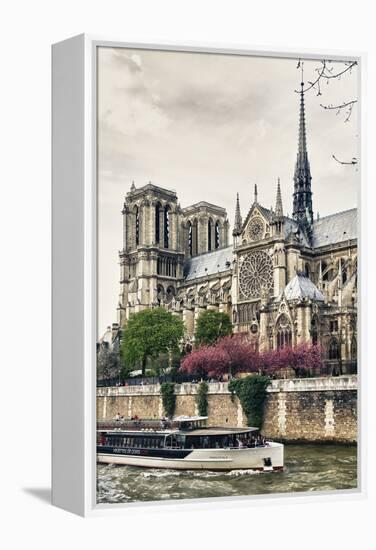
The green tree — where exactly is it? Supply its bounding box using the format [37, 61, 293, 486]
[196, 381, 209, 416]
[161, 382, 176, 418]
[194, 310, 232, 347]
[228, 375, 270, 428]
[120, 308, 184, 375]
[97, 347, 121, 381]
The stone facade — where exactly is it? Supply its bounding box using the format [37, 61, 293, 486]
[97, 376, 357, 443]
[108, 84, 357, 374]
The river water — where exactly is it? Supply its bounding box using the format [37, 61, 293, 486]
[96, 444, 357, 504]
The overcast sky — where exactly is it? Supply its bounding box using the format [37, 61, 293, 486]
[97, 46, 359, 336]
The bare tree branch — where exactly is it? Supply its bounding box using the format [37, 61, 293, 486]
[295, 60, 357, 97]
[332, 154, 358, 166]
[296, 59, 358, 165]
[320, 100, 357, 122]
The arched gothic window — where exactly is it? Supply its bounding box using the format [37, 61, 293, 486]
[340, 259, 349, 284]
[157, 256, 177, 277]
[328, 338, 340, 360]
[155, 202, 161, 244]
[164, 205, 170, 249]
[135, 206, 140, 246]
[238, 303, 259, 324]
[157, 284, 164, 306]
[311, 316, 319, 345]
[187, 221, 193, 256]
[208, 219, 213, 252]
[192, 219, 198, 256]
[276, 314, 292, 349]
[166, 286, 175, 303]
[351, 337, 357, 360]
[215, 221, 220, 249]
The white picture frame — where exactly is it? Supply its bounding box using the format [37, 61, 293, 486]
[52, 34, 366, 517]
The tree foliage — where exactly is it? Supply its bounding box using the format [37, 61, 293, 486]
[120, 308, 184, 375]
[180, 337, 324, 379]
[161, 382, 176, 418]
[259, 343, 324, 377]
[97, 346, 121, 381]
[194, 310, 232, 347]
[196, 381, 209, 417]
[228, 375, 270, 428]
[181, 334, 257, 378]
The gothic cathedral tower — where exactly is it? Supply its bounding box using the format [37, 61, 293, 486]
[292, 81, 314, 235]
[117, 183, 185, 324]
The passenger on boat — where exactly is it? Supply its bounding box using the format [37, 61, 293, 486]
[160, 417, 167, 429]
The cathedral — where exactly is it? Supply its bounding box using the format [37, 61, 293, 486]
[111, 83, 357, 374]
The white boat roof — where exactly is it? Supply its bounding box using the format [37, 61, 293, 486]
[185, 427, 258, 436]
[173, 415, 208, 421]
[99, 426, 259, 436]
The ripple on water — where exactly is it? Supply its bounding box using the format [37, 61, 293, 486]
[96, 444, 358, 504]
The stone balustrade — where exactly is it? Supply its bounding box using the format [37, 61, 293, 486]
[97, 375, 357, 397]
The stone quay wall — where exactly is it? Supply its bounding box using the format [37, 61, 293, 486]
[96, 375, 357, 443]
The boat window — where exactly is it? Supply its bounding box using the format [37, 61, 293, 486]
[263, 457, 272, 467]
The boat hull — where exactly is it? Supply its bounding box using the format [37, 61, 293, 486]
[97, 442, 284, 471]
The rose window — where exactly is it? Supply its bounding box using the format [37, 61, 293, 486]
[248, 218, 264, 241]
[239, 250, 274, 299]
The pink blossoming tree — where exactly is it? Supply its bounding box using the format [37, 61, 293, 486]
[180, 335, 324, 379]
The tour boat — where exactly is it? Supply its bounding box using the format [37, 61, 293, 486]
[97, 416, 284, 471]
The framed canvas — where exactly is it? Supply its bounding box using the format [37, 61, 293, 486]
[52, 35, 366, 517]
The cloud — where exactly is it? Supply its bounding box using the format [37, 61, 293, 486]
[97, 47, 359, 334]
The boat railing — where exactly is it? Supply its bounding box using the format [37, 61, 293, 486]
[97, 419, 176, 431]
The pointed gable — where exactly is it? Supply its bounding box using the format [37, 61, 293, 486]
[240, 203, 272, 243]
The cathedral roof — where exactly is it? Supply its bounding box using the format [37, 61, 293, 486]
[183, 246, 233, 281]
[182, 201, 227, 214]
[278, 273, 325, 302]
[311, 208, 357, 248]
[283, 217, 311, 246]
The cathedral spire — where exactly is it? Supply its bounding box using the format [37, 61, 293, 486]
[275, 178, 283, 218]
[254, 183, 258, 204]
[233, 192, 242, 236]
[292, 78, 313, 226]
